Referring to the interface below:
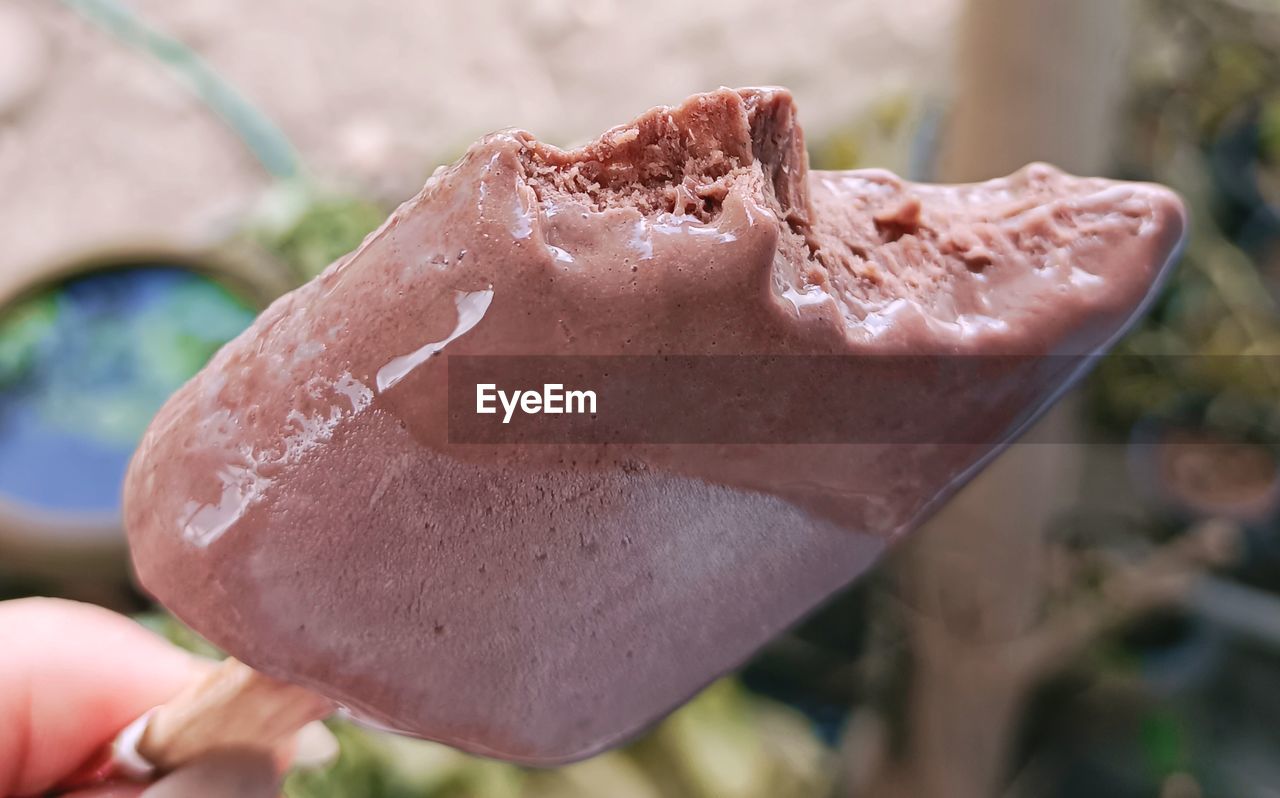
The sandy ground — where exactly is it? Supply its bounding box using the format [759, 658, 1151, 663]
[0, 0, 958, 301]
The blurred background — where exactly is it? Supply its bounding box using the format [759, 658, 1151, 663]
[1, 0, 1278, 795]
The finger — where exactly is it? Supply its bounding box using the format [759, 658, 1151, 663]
[141, 749, 279, 798]
[0, 598, 207, 796]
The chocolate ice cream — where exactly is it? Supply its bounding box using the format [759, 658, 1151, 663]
[124, 87, 1185, 763]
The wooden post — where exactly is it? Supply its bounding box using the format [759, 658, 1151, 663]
[846, 2, 1140, 796]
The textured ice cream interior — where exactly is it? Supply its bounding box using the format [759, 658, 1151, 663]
[804, 165, 1173, 338]
[518, 88, 809, 226]
[515, 87, 1178, 350]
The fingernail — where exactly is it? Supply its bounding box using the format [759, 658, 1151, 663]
[292, 721, 340, 770]
[141, 748, 279, 798]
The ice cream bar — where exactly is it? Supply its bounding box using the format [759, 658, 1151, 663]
[124, 88, 1186, 764]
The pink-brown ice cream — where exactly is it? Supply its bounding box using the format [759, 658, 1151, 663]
[124, 87, 1185, 763]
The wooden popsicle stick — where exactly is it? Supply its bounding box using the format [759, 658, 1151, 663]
[134, 657, 336, 774]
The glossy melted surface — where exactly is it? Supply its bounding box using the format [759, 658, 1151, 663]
[125, 88, 1186, 763]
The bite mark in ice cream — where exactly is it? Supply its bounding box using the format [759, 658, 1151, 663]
[125, 87, 1186, 764]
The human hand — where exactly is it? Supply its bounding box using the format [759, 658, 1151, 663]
[0, 598, 280, 798]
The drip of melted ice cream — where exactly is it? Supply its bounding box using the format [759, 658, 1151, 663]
[125, 88, 1186, 764]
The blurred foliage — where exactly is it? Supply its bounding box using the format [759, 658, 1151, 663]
[1065, 1, 1280, 794]
[252, 185, 388, 282]
[136, 610, 228, 660]
[809, 94, 925, 174]
[1090, 0, 1280, 443]
[0, 294, 57, 388]
[1139, 709, 1189, 779]
[0, 269, 256, 446]
[281, 680, 829, 798]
